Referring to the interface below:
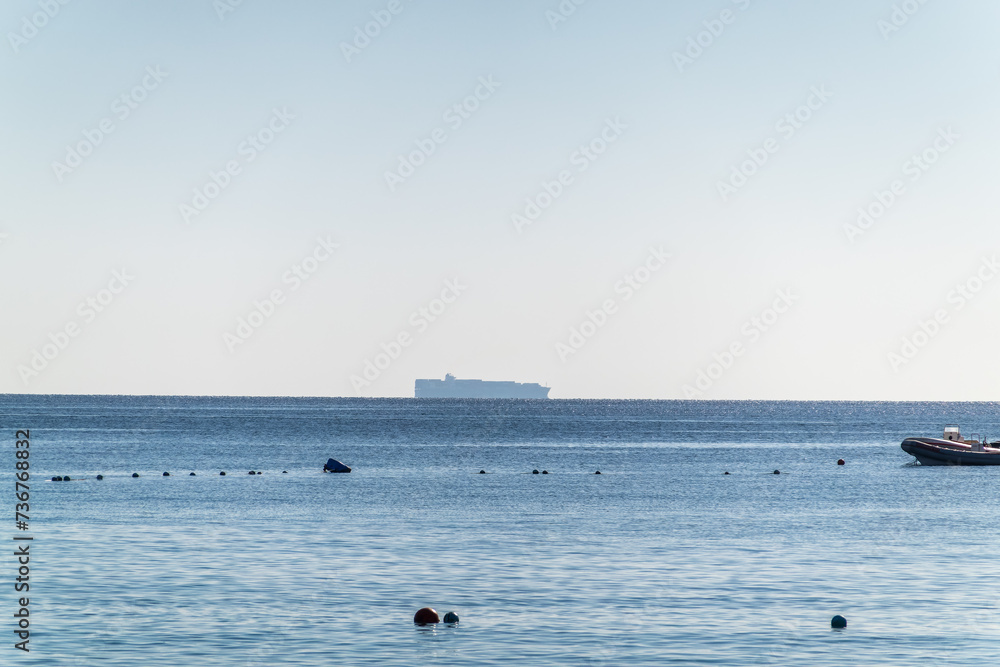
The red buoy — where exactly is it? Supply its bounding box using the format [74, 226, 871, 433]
[837, 459, 845, 465]
[413, 607, 440, 624]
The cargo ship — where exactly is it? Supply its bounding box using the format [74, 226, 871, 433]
[414, 374, 550, 399]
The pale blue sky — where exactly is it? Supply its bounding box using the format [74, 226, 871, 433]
[2, 0, 999, 398]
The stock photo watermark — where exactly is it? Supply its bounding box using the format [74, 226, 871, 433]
[16, 269, 135, 386]
[878, 0, 933, 40]
[555, 246, 670, 362]
[51, 66, 168, 183]
[213, 0, 244, 21]
[682, 288, 797, 397]
[887, 255, 998, 372]
[672, 0, 753, 73]
[340, 0, 414, 63]
[546, 0, 588, 31]
[223, 236, 339, 352]
[843, 126, 958, 243]
[179, 107, 294, 224]
[349, 278, 467, 392]
[12, 429, 32, 652]
[7, 0, 73, 54]
[384, 75, 501, 192]
[716, 85, 832, 203]
[511, 116, 627, 233]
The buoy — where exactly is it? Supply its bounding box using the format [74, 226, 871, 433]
[773, 470, 780, 475]
[53, 476, 62, 481]
[163, 472, 170, 477]
[837, 459, 845, 465]
[282, 471, 288, 474]
[413, 607, 440, 624]
[96, 475, 103, 480]
[831, 615, 847, 628]
[442, 611, 459, 623]
[132, 473, 139, 478]
[64, 475, 71, 481]
[542, 470, 548, 474]
[595, 471, 601, 475]
[220, 471, 226, 476]
[532, 469, 539, 474]
[189, 472, 196, 476]
[479, 470, 486, 474]
[323, 458, 351, 473]
[249, 471, 255, 475]
[724, 472, 730, 475]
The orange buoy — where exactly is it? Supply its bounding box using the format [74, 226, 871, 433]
[414, 607, 440, 624]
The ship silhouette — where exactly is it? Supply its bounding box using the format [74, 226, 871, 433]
[414, 373, 550, 399]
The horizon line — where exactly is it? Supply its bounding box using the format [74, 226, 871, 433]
[2, 393, 998, 403]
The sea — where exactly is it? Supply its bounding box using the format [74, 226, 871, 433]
[2, 396, 999, 666]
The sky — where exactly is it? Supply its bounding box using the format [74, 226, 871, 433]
[2, 0, 999, 399]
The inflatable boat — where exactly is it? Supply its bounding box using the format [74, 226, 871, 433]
[901, 425, 1000, 466]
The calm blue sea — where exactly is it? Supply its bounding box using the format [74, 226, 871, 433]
[2, 397, 1000, 665]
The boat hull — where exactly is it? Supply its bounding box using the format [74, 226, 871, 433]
[901, 438, 1000, 466]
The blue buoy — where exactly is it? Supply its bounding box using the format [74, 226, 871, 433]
[532, 469, 539, 474]
[53, 476, 62, 481]
[831, 615, 847, 628]
[132, 473, 139, 478]
[163, 472, 170, 477]
[773, 470, 780, 475]
[323, 458, 352, 473]
[541, 470, 548, 474]
[442, 611, 459, 623]
[479, 470, 486, 474]
[595, 470, 601, 474]
[96, 475, 103, 480]
[189, 472, 196, 476]
[220, 471, 226, 476]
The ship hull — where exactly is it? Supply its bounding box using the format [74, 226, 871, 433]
[415, 377, 550, 399]
[901, 438, 1000, 466]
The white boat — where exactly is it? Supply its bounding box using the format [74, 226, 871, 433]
[900, 425, 1000, 466]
